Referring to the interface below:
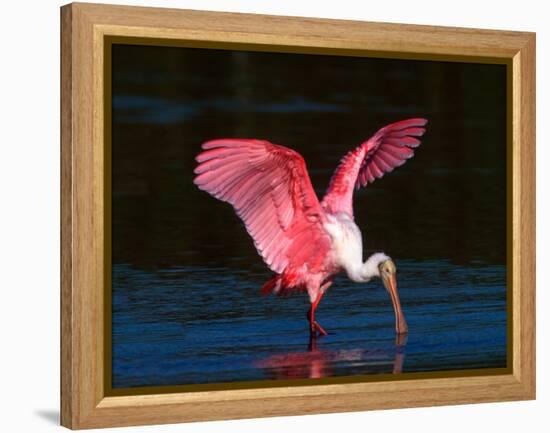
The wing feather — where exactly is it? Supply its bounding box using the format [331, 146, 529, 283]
[194, 139, 331, 274]
[322, 118, 428, 216]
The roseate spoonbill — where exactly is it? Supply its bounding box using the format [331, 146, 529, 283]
[193, 118, 427, 337]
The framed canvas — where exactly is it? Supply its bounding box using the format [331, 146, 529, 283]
[60, 2, 536, 429]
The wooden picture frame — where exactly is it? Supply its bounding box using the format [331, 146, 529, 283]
[60, 2, 535, 429]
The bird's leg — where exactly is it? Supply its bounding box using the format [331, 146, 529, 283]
[307, 290, 328, 337]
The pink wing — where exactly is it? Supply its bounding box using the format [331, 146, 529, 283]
[194, 139, 331, 274]
[321, 118, 428, 217]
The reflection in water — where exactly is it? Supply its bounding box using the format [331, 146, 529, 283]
[392, 333, 407, 374]
[257, 334, 408, 380]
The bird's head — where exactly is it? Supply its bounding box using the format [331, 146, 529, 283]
[378, 258, 408, 335]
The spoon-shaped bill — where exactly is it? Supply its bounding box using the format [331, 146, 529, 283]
[382, 273, 408, 335]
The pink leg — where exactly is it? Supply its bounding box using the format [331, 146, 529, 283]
[307, 289, 329, 337]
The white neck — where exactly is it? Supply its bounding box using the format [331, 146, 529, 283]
[322, 213, 390, 284]
[347, 252, 389, 283]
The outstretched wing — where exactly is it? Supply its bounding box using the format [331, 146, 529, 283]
[321, 118, 428, 217]
[194, 139, 331, 274]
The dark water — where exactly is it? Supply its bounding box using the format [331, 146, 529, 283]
[111, 45, 507, 389]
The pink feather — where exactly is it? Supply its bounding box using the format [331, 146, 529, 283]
[322, 118, 428, 216]
[194, 139, 331, 275]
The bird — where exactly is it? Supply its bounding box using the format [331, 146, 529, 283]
[193, 118, 427, 337]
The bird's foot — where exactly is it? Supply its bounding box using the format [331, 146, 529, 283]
[310, 321, 328, 337]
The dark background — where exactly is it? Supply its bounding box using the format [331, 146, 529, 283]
[111, 44, 507, 388]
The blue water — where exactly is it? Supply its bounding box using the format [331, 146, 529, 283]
[112, 260, 506, 387]
[110, 44, 507, 389]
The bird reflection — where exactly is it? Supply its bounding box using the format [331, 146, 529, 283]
[257, 334, 408, 380]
